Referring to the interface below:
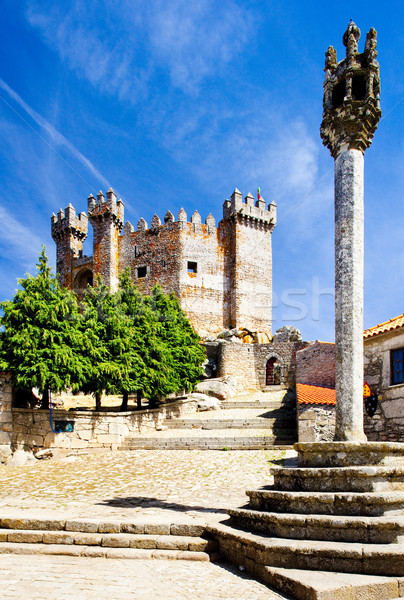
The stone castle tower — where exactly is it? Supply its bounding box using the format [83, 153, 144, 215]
[51, 188, 276, 336]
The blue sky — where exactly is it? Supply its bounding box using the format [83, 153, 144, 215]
[0, 0, 403, 341]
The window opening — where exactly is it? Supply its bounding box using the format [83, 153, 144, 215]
[352, 74, 366, 101]
[187, 261, 198, 274]
[332, 79, 346, 108]
[137, 266, 147, 278]
[391, 348, 404, 385]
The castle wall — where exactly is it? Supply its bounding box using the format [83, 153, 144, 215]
[179, 222, 228, 335]
[88, 191, 124, 290]
[53, 188, 276, 337]
[232, 216, 273, 332]
[118, 220, 182, 298]
[51, 205, 88, 288]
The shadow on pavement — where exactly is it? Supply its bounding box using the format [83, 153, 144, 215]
[97, 496, 228, 514]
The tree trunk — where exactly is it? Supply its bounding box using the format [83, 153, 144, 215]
[120, 391, 128, 412]
[95, 391, 102, 411]
[137, 390, 142, 409]
[41, 384, 50, 410]
[149, 396, 159, 408]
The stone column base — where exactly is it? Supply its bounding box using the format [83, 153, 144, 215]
[295, 441, 404, 467]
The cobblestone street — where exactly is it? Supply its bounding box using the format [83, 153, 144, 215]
[0, 448, 290, 523]
[0, 449, 293, 599]
[0, 554, 287, 600]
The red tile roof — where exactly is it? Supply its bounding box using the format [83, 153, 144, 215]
[363, 313, 404, 339]
[297, 383, 336, 405]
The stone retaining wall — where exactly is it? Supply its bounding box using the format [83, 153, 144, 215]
[214, 340, 307, 391]
[297, 404, 335, 443]
[9, 397, 198, 453]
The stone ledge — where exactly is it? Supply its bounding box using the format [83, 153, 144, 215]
[295, 442, 404, 467]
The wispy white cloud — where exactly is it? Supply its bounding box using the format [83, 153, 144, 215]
[0, 78, 111, 192]
[24, 0, 254, 97]
[0, 204, 43, 262]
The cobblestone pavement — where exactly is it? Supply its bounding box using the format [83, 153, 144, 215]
[0, 449, 293, 600]
[0, 554, 288, 600]
[0, 448, 293, 523]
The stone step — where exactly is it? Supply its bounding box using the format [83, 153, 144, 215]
[260, 566, 402, 600]
[164, 418, 295, 430]
[207, 522, 404, 576]
[221, 401, 293, 409]
[246, 489, 404, 516]
[0, 517, 204, 537]
[295, 442, 404, 468]
[271, 465, 404, 492]
[0, 542, 211, 561]
[227, 508, 404, 544]
[119, 436, 295, 450]
[0, 528, 214, 552]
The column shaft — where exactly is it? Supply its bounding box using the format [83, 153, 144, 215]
[334, 149, 366, 441]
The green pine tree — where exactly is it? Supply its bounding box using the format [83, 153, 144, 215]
[0, 248, 86, 408]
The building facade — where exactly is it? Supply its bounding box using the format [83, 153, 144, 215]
[296, 315, 404, 442]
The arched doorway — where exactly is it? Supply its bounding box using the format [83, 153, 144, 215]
[266, 357, 282, 386]
[73, 268, 93, 298]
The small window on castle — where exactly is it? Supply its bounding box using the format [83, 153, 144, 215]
[391, 348, 404, 385]
[187, 261, 198, 274]
[137, 266, 147, 279]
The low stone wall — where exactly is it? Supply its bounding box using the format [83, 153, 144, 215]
[297, 404, 335, 443]
[11, 399, 198, 453]
[215, 340, 307, 391]
[0, 373, 13, 461]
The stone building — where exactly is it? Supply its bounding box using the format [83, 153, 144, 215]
[296, 314, 404, 442]
[51, 189, 310, 392]
[51, 188, 276, 337]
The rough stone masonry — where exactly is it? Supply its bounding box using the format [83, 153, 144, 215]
[320, 20, 381, 441]
[51, 188, 276, 338]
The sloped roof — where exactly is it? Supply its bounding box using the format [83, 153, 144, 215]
[363, 314, 404, 339]
[297, 383, 336, 405]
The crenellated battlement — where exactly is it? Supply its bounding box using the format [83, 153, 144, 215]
[120, 207, 217, 237]
[223, 188, 276, 230]
[88, 189, 124, 232]
[51, 203, 88, 243]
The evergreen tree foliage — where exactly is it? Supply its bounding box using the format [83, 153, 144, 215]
[79, 276, 137, 410]
[0, 248, 86, 408]
[0, 254, 205, 412]
[148, 285, 205, 399]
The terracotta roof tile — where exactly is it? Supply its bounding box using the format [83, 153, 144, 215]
[297, 383, 336, 405]
[363, 313, 404, 339]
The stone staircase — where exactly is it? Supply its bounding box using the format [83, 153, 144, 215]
[119, 389, 297, 450]
[207, 442, 404, 600]
[0, 516, 218, 561]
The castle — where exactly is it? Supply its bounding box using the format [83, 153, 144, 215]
[51, 188, 277, 337]
[51, 187, 308, 390]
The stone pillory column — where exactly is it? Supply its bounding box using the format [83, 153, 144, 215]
[320, 21, 381, 441]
